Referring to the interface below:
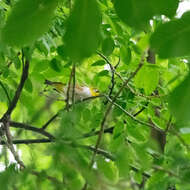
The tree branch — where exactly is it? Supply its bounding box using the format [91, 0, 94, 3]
[105, 95, 164, 133]
[9, 121, 55, 139]
[2, 60, 29, 119]
[83, 53, 145, 190]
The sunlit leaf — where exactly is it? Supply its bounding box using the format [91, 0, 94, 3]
[1, 0, 58, 46]
[134, 64, 159, 95]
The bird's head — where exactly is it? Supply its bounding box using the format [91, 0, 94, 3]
[89, 87, 100, 96]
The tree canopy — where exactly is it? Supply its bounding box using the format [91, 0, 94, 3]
[0, 0, 190, 189]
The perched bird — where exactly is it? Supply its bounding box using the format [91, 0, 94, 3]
[44, 79, 99, 101]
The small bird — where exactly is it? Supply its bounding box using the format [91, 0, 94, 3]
[44, 79, 100, 101]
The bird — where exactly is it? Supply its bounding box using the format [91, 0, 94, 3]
[44, 79, 100, 101]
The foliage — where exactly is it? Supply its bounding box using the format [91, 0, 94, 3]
[0, 0, 190, 190]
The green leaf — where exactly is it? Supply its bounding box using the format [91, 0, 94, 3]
[134, 64, 159, 95]
[151, 0, 179, 18]
[168, 73, 190, 124]
[115, 146, 131, 177]
[150, 11, 190, 58]
[32, 59, 48, 72]
[97, 157, 119, 184]
[120, 46, 131, 64]
[49, 58, 61, 72]
[64, 0, 101, 61]
[114, 0, 152, 29]
[13, 56, 21, 70]
[146, 171, 169, 190]
[91, 60, 106, 66]
[97, 70, 109, 77]
[24, 78, 33, 93]
[102, 38, 115, 56]
[1, 0, 58, 46]
[114, 0, 179, 29]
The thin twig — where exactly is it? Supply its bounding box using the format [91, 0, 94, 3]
[82, 54, 145, 190]
[1, 60, 29, 118]
[105, 95, 164, 133]
[9, 121, 55, 139]
[170, 128, 190, 151]
[41, 95, 103, 130]
[0, 61, 13, 76]
[4, 121, 25, 169]
[96, 51, 115, 99]
[66, 64, 75, 111]
[31, 170, 62, 185]
[41, 113, 59, 130]
[133, 103, 148, 117]
[114, 57, 121, 69]
[72, 63, 76, 105]
[0, 58, 29, 170]
[152, 165, 179, 178]
[0, 138, 52, 145]
[165, 116, 172, 133]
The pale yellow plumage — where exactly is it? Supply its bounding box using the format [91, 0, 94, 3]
[44, 79, 99, 100]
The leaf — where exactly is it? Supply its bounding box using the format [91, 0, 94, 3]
[33, 60, 48, 72]
[64, 0, 101, 61]
[97, 157, 119, 184]
[151, 0, 179, 18]
[1, 0, 58, 46]
[13, 56, 21, 70]
[134, 64, 159, 95]
[146, 171, 169, 190]
[168, 73, 190, 124]
[91, 60, 106, 66]
[115, 146, 131, 177]
[114, 0, 179, 29]
[120, 46, 131, 64]
[114, 0, 152, 29]
[97, 70, 109, 77]
[49, 58, 61, 72]
[102, 37, 115, 56]
[150, 11, 190, 58]
[24, 78, 33, 93]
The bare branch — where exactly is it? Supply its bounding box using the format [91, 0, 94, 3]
[2, 60, 29, 119]
[41, 113, 59, 130]
[0, 138, 52, 145]
[66, 64, 75, 110]
[9, 121, 55, 139]
[4, 122, 25, 169]
[72, 63, 76, 105]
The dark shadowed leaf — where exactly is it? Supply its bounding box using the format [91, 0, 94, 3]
[64, 0, 101, 61]
[91, 60, 105, 66]
[114, 0, 151, 29]
[168, 73, 190, 124]
[102, 38, 115, 56]
[150, 11, 190, 58]
[49, 58, 61, 72]
[25, 78, 33, 93]
[114, 0, 179, 29]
